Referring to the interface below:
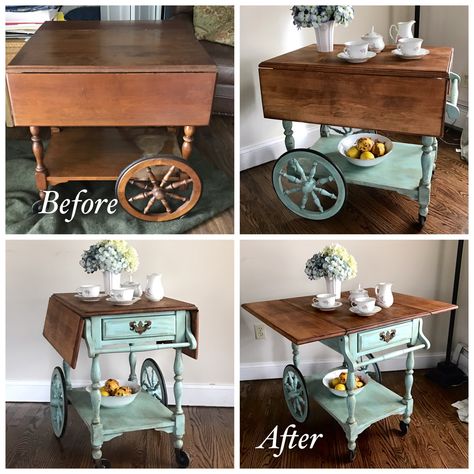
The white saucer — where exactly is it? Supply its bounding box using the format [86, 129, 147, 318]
[392, 48, 430, 60]
[106, 296, 140, 306]
[75, 294, 102, 302]
[349, 306, 382, 316]
[337, 51, 376, 63]
[311, 301, 343, 312]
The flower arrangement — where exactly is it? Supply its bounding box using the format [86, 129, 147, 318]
[80, 240, 139, 274]
[305, 244, 357, 281]
[291, 5, 354, 28]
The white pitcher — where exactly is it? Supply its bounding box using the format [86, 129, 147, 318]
[145, 273, 164, 302]
[389, 20, 415, 43]
[375, 282, 394, 308]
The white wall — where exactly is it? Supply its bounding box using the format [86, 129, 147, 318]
[240, 5, 469, 169]
[240, 240, 467, 380]
[6, 240, 234, 406]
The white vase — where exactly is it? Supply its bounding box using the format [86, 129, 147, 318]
[325, 276, 342, 299]
[314, 21, 335, 52]
[103, 271, 121, 295]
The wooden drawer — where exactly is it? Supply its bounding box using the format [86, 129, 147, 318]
[7, 72, 216, 126]
[357, 321, 413, 354]
[101, 312, 176, 342]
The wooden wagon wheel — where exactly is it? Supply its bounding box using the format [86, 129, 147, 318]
[116, 155, 202, 222]
[282, 364, 309, 423]
[50, 366, 68, 438]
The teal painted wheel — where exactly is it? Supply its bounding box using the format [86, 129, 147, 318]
[282, 365, 309, 423]
[272, 149, 347, 220]
[50, 366, 68, 438]
[140, 358, 168, 406]
[358, 353, 382, 383]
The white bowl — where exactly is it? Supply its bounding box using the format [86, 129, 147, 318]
[86, 380, 141, 408]
[338, 133, 393, 167]
[322, 369, 370, 397]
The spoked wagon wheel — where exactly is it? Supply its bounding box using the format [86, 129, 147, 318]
[358, 353, 382, 383]
[140, 358, 168, 406]
[282, 364, 309, 423]
[272, 149, 347, 220]
[50, 366, 68, 438]
[116, 155, 202, 222]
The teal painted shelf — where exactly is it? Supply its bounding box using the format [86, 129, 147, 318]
[68, 388, 175, 438]
[306, 373, 405, 432]
[311, 135, 423, 197]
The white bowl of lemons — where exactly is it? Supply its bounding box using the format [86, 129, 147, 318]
[322, 369, 370, 397]
[338, 133, 393, 167]
[86, 378, 141, 408]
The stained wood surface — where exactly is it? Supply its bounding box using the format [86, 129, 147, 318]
[240, 371, 468, 468]
[242, 290, 456, 345]
[260, 45, 453, 78]
[259, 44, 451, 137]
[42, 297, 84, 369]
[44, 127, 180, 184]
[240, 128, 467, 234]
[8, 72, 216, 127]
[6, 403, 233, 468]
[8, 21, 216, 73]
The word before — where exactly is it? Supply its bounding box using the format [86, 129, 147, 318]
[39, 190, 118, 223]
[255, 424, 323, 458]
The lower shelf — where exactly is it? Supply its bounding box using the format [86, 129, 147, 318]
[311, 135, 424, 197]
[44, 127, 182, 185]
[68, 388, 175, 438]
[306, 373, 406, 432]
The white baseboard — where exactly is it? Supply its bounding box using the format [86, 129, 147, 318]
[6, 380, 234, 407]
[240, 352, 445, 381]
[240, 124, 321, 171]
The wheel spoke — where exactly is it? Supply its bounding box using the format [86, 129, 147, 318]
[129, 179, 152, 190]
[316, 176, 334, 186]
[280, 172, 302, 184]
[160, 198, 172, 213]
[284, 187, 301, 196]
[314, 187, 337, 200]
[128, 190, 153, 203]
[292, 158, 307, 181]
[300, 192, 309, 210]
[146, 167, 159, 186]
[311, 191, 324, 212]
[159, 165, 176, 188]
[143, 196, 156, 214]
[166, 192, 187, 202]
[308, 162, 317, 180]
[165, 178, 193, 190]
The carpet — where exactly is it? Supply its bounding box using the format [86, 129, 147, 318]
[6, 139, 233, 234]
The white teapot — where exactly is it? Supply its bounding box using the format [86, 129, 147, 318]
[145, 273, 164, 302]
[361, 26, 385, 53]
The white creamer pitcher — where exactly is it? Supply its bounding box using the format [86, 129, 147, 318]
[389, 20, 415, 43]
[375, 282, 394, 308]
[145, 273, 164, 302]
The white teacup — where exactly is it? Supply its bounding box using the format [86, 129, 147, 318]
[313, 293, 336, 308]
[344, 40, 369, 59]
[397, 37, 423, 56]
[349, 289, 368, 302]
[77, 284, 101, 298]
[351, 296, 376, 313]
[111, 287, 135, 302]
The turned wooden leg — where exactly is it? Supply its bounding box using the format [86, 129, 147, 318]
[182, 125, 195, 160]
[29, 126, 48, 200]
[418, 136, 435, 223]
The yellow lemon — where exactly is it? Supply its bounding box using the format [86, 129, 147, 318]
[346, 146, 360, 159]
[360, 151, 375, 160]
[372, 142, 386, 157]
[330, 377, 340, 388]
[356, 381, 364, 388]
[335, 383, 346, 391]
[100, 389, 110, 397]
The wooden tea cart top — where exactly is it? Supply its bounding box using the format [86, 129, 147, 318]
[242, 289, 456, 345]
[43, 294, 199, 368]
[259, 45, 453, 79]
[8, 21, 217, 73]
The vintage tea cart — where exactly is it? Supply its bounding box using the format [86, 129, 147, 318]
[259, 45, 460, 226]
[242, 290, 456, 461]
[6, 21, 217, 221]
[45, 294, 199, 468]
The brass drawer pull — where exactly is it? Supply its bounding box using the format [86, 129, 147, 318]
[379, 329, 396, 343]
[129, 320, 152, 335]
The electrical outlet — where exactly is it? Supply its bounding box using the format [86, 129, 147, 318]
[254, 325, 266, 340]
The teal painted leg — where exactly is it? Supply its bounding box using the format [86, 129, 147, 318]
[432, 138, 438, 173]
[128, 350, 137, 383]
[291, 342, 300, 368]
[283, 121, 295, 151]
[320, 124, 330, 137]
[402, 350, 414, 428]
[173, 348, 185, 450]
[63, 360, 72, 390]
[90, 355, 104, 466]
[418, 136, 435, 225]
[345, 368, 358, 458]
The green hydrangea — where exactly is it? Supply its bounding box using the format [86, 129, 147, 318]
[305, 244, 357, 281]
[80, 240, 139, 274]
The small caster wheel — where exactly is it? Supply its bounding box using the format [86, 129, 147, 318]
[399, 420, 409, 436]
[418, 215, 426, 227]
[175, 449, 190, 468]
[94, 458, 111, 468]
[348, 449, 356, 462]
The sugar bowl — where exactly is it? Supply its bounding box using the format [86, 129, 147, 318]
[361, 26, 385, 53]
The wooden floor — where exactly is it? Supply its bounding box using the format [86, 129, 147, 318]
[240, 370, 468, 468]
[6, 403, 234, 468]
[240, 128, 468, 234]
